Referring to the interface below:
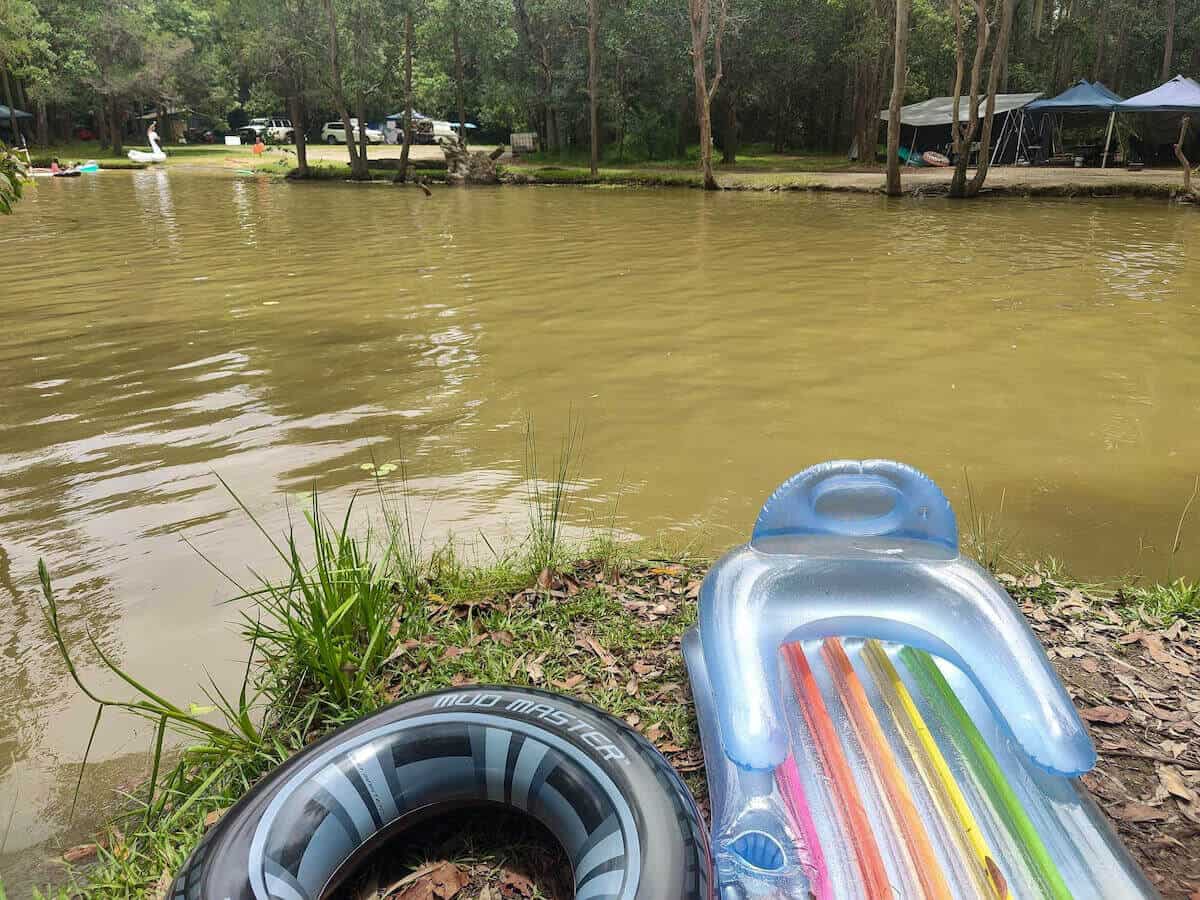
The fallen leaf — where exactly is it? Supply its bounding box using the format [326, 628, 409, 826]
[580, 635, 615, 667]
[537, 568, 553, 589]
[490, 630, 514, 647]
[553, 673, 585, 690]
[1081, 706, 1131, 725]
[1113, 802, 1168, 823]
[391, 861, 469, 900]
[499, 869, 535, 899]
[63, 843, 99, 864]
[625, 675, 638, 696]
[152, 866, 175, 899]
[203, 807, 227, 829]
[525, 658, 544, 683]
[1157, 764, 1200, 805]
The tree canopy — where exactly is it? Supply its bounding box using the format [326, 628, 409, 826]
[2, 0, 1196, 159]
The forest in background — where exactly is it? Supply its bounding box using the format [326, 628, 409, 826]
[0, 0, 1196, 165]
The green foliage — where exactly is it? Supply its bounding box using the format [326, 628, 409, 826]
[0, 142, 26, 214]
[11, 0, 1200, 158]
[1129, 578, 1200, 620]
[232, 489, 408, 713]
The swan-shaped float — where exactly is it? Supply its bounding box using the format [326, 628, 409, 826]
[128, 125, 167, 164]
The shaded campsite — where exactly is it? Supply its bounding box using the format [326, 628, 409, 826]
[878, 74, 1200, 195]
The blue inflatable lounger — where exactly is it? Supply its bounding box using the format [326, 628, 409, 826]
[683, 460, 1157, 899]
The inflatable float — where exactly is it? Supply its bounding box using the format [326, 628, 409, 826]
[684, 460, 1154, 898]
[172, 461, 1155, 900]
[128, 126, 167, 164]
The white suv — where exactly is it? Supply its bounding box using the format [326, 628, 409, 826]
[321, 119, 384, 145]
[241, 117, 294, 143]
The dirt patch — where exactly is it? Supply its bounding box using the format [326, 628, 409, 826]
[1004, 572, 1200, 898]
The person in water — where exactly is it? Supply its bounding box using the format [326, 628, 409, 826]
[50, 158, 60, 173]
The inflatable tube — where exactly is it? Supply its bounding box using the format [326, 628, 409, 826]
[170, 686, 711, 900]
[922, 150, 951, 167]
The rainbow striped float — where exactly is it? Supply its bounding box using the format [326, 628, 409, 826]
[683, 460, 1156, 898]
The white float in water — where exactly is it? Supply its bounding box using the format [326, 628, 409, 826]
[127, 125, 167, 164]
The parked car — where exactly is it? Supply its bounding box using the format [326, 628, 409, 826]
[321, 119, 384, 145]
[239, 117, 295, 143]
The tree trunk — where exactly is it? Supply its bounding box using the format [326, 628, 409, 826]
[110, 99, 124, 157]
[545, 105, 558, 153]
[398, 9, 414, 182]
[1092, 1, 1107, 82]
[35, 98, 48, 146]
[289, 93, 308, 176]
[1162, 0, 1176, 80]
[966, 0, 1017, 196]
[97, 103, 110, 149]
[950, 0, 990, 198]
[721, 91, 738, 164]
[1, 69, 20, 145]
[1175, 115, 1193, 194]
[587, 0, 600, 175]
[320, 0, 365, 177]
[688, 0, 728, 191]
[451, 0, 467, 148]
[886, 0, 911, 196]
[356, 94, 369, 171]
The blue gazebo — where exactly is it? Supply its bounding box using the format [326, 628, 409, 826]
[1106, 75, 1200, 164]
[1027, 80, 1123, 166]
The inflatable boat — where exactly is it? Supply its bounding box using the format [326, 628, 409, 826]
[171, 461, 1154, 900]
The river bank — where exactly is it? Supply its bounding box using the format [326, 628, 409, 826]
[30, 140, 1198, 199]
[30, 514, 1200, 899]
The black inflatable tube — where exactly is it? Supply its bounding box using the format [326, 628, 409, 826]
[171, 686, 712, 900]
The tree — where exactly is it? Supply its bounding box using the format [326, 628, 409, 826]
[318, 0, 369, 178]
[847, 0, 892, 164]
[232, 0, 315, 175]
[1162, 0, 1176, 79]
[398, 3, 415, 180]
[587, 0, 600, 174]
[885, 0, 910, 195]
[449, 0, 467, 146]
[688, 0, 728, 190]
[75, 1, 190, 157]
[0, 0, 49, 143]
[948, 0, 1017, 199]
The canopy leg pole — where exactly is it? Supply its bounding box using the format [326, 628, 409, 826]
[1102, 111, 1116, 168]
[990, 113, 1010, 167]
[909, 127, 918, 166]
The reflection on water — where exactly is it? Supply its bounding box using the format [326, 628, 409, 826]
[2, 172, 1200, 889]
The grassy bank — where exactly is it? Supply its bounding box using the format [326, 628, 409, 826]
[20, 472, 1200, 898]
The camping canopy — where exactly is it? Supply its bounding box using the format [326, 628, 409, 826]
[0, 104, 32, 120]
[880, 92, 1042, 127]
[1027, 80, 1121, 112]
[1118, 75, 1200, 112]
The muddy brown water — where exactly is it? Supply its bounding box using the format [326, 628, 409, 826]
[2, 170, 1199, 890]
